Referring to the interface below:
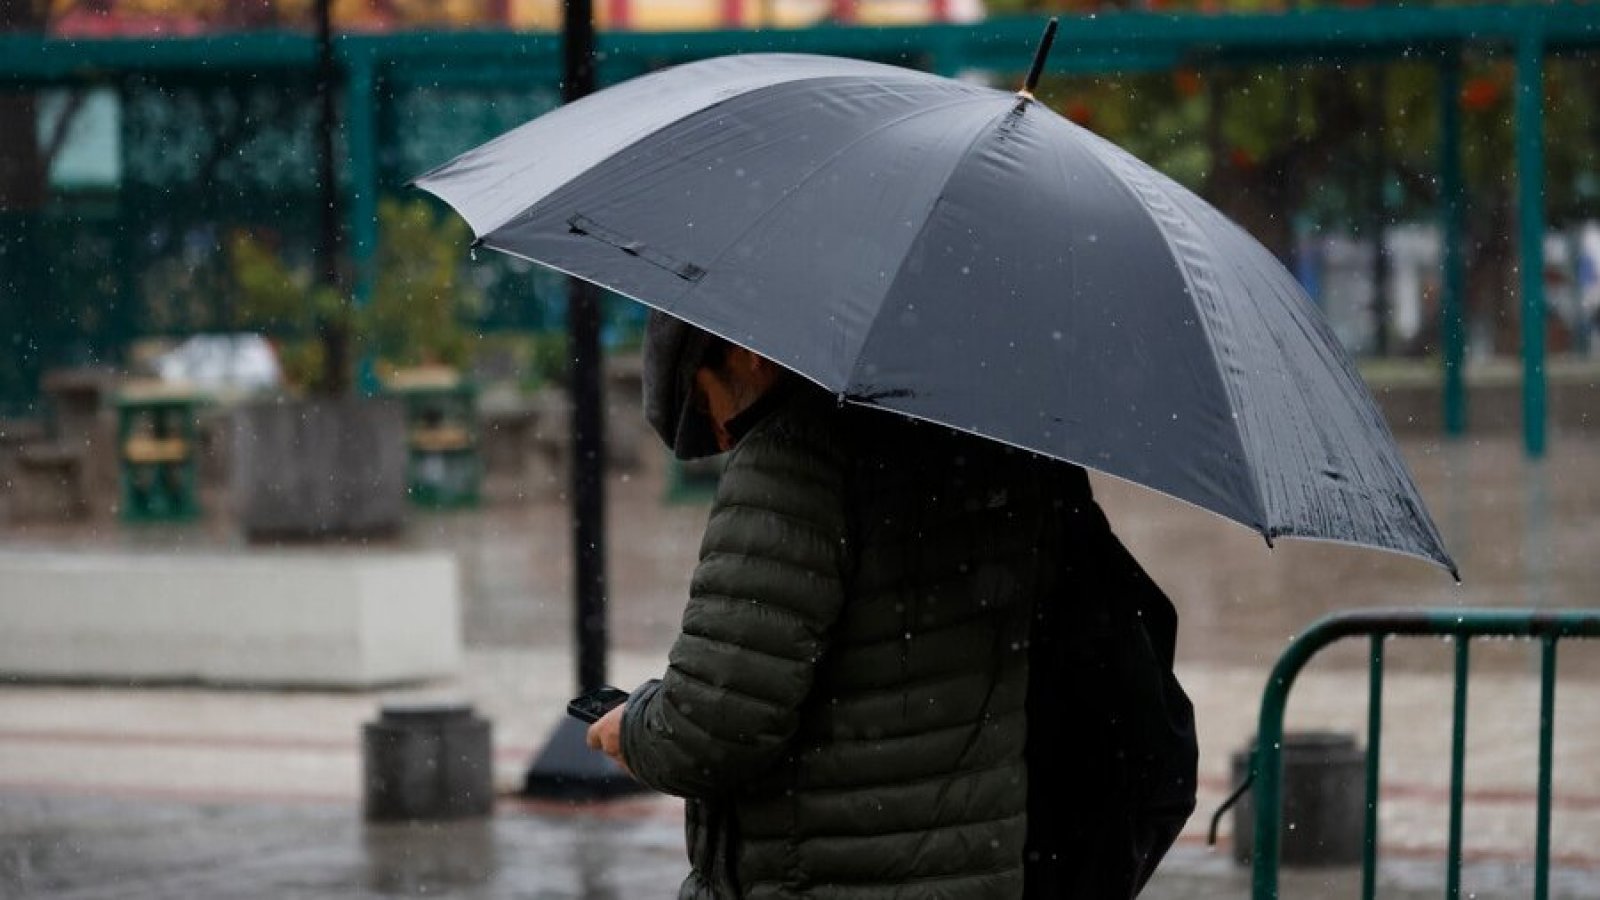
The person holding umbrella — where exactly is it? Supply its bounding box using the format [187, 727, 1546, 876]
[584, 310, 1197, 898]
[417, 22, 1454, 899]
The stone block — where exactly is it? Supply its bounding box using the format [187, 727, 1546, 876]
[0, 550, 461, 687]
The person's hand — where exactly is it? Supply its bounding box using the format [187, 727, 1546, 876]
[586, 703, 633, 777]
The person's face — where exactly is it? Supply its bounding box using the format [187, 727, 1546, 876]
[692, 347, 778, 451]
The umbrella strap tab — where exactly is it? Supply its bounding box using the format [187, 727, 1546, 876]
[568, 215, 707, 283]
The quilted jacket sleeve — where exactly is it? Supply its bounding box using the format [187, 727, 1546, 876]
[621, 403, 850, 798]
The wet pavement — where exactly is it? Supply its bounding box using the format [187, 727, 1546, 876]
[6, 790, 1600, 900]
[2, 431, 1599, 897]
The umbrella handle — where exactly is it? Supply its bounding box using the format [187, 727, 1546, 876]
[1019, 17, 1060, 100]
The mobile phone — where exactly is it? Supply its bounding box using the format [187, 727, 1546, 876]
[567, 685, 629, 724]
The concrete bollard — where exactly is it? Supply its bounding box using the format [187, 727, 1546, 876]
[1230, 731, 1365, 867]
[363, 703, 493, 821]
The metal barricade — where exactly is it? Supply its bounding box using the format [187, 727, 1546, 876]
[1238, 608, 1600, 900]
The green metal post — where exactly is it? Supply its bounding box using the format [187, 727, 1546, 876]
[1445, 636, 1470, 899]
[1361, 635, 1385, 900]
[1535, 635, 1557, 900]
[1249, 622, 1345, 900]
[925, 29, 964, 78]
[1251, 684, 1288, 899]
[345, 52, 381, 395]
[1438, 49, 1466, 437]
[1514, 29, 1547, 458]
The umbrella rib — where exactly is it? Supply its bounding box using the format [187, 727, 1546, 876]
[474, 239, 847, 403]
[1071, 133, 1273, 536]
[552, 73, 974, 207]
[436, 66, 984, 239]
[852, 105, 1268, 545]
[843, 99, 1031, 398]
[1071, 136, 1454, 571]
[674, 93, 1004, 311]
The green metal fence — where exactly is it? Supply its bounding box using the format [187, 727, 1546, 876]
[1241, 608, 1600, 900]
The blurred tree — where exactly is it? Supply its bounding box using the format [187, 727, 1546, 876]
[365, 197, 480, 370]
[228, 197, 480, 391]
[228, 228, 346, 390]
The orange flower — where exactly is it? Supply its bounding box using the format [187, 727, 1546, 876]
[1173, 69, 1203, 98]
[1460, 76, 1502, 112]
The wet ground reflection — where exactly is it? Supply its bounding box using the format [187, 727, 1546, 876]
[0, 792, 687, 899]
[362, 820, 496, 894]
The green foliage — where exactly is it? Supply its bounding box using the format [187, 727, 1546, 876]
[227, 230, 349, 390]
[999, 2, 1598, 230]
[527, 329, 570, 388]
[230, 234, 348, 329]
[227, 197, 481, 392]
[468, 329, 572, 392]
[366, 197, 481, 369]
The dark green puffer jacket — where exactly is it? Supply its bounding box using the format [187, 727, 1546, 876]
[622, 384, 1083, 899]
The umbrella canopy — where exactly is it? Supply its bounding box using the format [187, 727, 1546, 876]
[415, 52, 1456, 577]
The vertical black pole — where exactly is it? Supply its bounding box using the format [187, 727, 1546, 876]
[314, 0, 347, 395]
[571, 281, 607, 696]
[523, 0, 639, 800]
[562, 0, 607, 699]
[563, 0, 597, 104]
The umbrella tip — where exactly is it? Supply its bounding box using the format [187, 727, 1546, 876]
[1019, 17, 1059, 100]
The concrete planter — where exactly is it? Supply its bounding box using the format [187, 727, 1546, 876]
[0, 550, 461, 687]
[233, 397, 408, 540]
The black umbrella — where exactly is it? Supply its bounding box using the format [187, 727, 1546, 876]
[415, 36, 1456, 577]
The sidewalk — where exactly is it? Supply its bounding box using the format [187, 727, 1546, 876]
[2, 433, 1599, 897]
[3, 644, 1598, 898]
